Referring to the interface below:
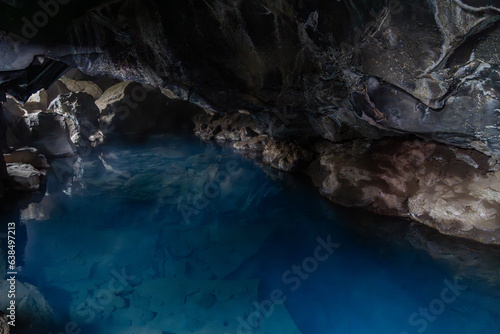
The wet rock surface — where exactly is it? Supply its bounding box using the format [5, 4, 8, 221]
[15, 111, 77, 157]
[4, 147, 50, 170]
[7, 162, 45, 191]
[48, 92, 103, 151]
[262, 139, 314, 172]
[308, 139, 500, 244]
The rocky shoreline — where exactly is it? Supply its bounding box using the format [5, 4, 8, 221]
[194, 111, 500, 245]
[1, 68, 499, 245]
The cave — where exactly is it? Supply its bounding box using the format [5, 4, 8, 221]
[0, 0, 500, 333]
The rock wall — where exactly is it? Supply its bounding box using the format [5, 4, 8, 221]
[58, 0, 500, 156]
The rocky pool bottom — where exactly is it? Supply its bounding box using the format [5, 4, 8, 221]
[1, 134, 500, 334]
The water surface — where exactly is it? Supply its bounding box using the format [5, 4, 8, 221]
[1, 134, 499, 334]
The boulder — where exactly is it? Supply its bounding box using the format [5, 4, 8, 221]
[308, 139, 500, 245]
[23, 89, 49, 113]
[7, 163, 46, 191]
[194, 111, 260, 142]
[14, 112, 77, 157]
[233, 134, 269, 151]
[48, 92, 103, 151]
[45, 80, 71, 106]
[2, 95, 28, 149]
[61, 68, 120, 91]
[4, 147, 49, 169]
[12, 92, 104, 157]
[59, 76, 104, 100]
[2, 94, 27, 125]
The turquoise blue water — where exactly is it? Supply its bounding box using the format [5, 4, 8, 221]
[1, 134, 500, 334]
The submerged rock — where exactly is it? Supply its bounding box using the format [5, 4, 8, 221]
[123, 278, 301, 334]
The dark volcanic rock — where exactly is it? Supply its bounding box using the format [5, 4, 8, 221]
[48, 92, 103, 151]
[14, 112, 77, 157]
[352, 64, 500, 157]
[194, 111, 261, 142]
[7, 162, 46, 191]
[12, 92, 102, 157]
[48, 0, 499, 157]
[262, 139, 314, 172]
[4, 147, 49, 170]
